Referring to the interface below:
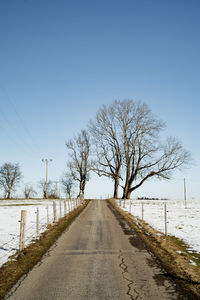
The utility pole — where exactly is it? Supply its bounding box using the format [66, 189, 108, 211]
[42, 159, 52, 199]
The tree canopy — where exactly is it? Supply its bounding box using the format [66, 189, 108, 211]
[90, 100, 191, 199]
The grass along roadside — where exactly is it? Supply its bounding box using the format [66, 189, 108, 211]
[108, 199, 200, 299]
[0, 200, 90, 300]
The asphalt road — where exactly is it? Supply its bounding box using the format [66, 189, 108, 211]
[6, 200, 190, 300]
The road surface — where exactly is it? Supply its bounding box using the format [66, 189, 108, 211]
[6, 200, 190, 299]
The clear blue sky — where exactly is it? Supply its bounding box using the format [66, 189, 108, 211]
[0, 0, 199, 199]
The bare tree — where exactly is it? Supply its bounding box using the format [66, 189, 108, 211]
[89, 104, 122, 198]
[48, 181, 60, 199]
[114, 100, 191, 199]
[38, 179, 52, 199]
[61, 172, 75, 199]
[24, 184, 36, 199]
[0, 163, 22, 199]
[66, 130, 91, 197]
[90, 100, 191, 199]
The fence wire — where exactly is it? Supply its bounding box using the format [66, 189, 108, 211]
[0, 198, 82, 267]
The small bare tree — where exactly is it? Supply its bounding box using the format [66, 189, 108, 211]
[66, 130, 91, 197]
[0, 163, 22, 199]
[38, 180, 52, 199]
[89, 104, 122, 198]
[48, 181, 60, 199]
[24, 184, 36, 199]
[61, 173, 75, 199]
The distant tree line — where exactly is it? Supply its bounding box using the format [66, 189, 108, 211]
[66, 99, 191, 199]
[0, 163, 63, 199]
[137, 197, 168, 201]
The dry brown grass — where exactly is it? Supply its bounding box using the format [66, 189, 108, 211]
[0, 200, 90, 300]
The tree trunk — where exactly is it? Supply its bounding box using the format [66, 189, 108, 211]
[80, 180, 85, 197]
[122, 158, 131, 199]
[122, 182, 129, 199]
[7, 190, 11, 199]
[122, 181, 133, 199]
[126, 190, 131, 199]
[113, 178, 119, 198]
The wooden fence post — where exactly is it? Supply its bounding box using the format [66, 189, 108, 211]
[59, 200, 62, 218]
[19, 210, 27, 251]
[53, 202, 57, 223]
[142, 203, 144, 220]
[129, 201, 132, 213]
[123, 199, 126, 208]
[46, 204, 50, 225]
[68, 199, 70, 212]
[64, 200, 67, 215]
[184, 178, 187, 209]
[164, 203, 167, 235]
[69, 199, 72, 211]
[36, 208, 39, 238]
[71, 198, 73, 210]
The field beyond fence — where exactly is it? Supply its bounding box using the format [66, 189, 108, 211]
[116, 198, 200, 261]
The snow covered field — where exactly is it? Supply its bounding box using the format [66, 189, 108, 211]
[0, 198, 78, 267]
[116, 199, 200, 254]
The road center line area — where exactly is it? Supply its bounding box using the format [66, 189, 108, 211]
[6, 200, 191, 300]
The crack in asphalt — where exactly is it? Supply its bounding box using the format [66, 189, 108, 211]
[118, 250, 141, 300]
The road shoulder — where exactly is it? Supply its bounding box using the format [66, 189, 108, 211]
[108, 199, 200, 299]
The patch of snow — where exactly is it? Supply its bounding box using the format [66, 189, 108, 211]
[189, 260, 197, 266]
[0, 199, 78, 266]
[119, 199, 200, 254]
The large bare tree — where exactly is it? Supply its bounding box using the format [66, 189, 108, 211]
[90, 100, 191, 199]
[115, 100, 191, 199]
[66, 130, 91, 197]
[0, 163, 22, 199]
[89, 104, 122, 198]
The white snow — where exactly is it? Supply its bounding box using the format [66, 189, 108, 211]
[117, 199, 200, 254]
[0, 198, 78, 267]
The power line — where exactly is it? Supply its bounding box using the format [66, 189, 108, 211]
[0, 109, 36, 156]
[0, 110, 27, 154]
[0, 85, 41, 157]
